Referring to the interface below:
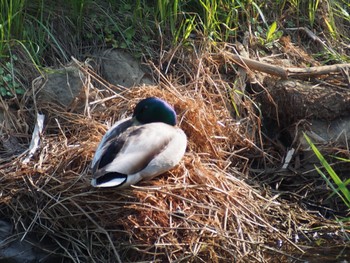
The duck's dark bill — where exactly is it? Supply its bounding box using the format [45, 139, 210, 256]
[91, 172, 127, 187]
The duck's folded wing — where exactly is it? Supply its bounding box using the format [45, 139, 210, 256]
[91, 117, 133, 168]
[92, 124, 174, 177]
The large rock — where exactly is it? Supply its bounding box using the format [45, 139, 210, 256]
[0, 219, 62, 262]
[100, 49, 154, 88]
[36, 65, 85, 108]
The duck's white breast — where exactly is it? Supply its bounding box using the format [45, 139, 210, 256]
[134, 123, 187, 180]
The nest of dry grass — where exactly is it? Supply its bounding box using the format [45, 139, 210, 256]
[0, 45, 342, 262]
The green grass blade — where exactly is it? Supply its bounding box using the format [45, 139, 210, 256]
[304, 133, 350, 208]
[28, 15, 68, 62]
[315, 165, 350, 207]
[266, 21, 277, 42]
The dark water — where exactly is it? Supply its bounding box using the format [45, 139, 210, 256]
[291, 246, 350, 263]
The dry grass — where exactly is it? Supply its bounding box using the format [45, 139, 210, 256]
[0, 44, 342, 262]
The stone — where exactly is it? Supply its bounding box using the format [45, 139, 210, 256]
[0, 219, 62, 262]
[36, 65, 85, 108]
[100, 49, 154, 88]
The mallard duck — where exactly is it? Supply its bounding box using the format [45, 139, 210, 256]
[91, 97, 187, 188]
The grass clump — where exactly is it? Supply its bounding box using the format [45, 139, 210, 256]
[0, 0, 25, 52]
[0, 55, 24, 97]
[1, 0, 349, 71]
[304, 134, 350, 209]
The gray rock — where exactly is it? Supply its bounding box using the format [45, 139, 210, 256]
[100, 49, 154, 88]
[36, 65, 85, 107]
[0, 219, 62, 263]
[298, 117, 350, 149]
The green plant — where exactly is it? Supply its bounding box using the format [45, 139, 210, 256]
[0, 0, 25, 55]
[65, 0, 88, 31]
[266, 21, 281, 43]
[174, 14, 197, 44]
[1, 0, 66, 68]
[304, 133, 350, 208]
[157, 0, 179, 37]
[308, 0, 320, 26]
[83, 1, 155, 53]
[254, 19, 283, 46]
[0, 55, 25, 97]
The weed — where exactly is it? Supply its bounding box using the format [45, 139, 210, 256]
[304, 133, 350, 209]
[255, 20, 283, 46]
[0, 0, 25, 54]
[0, 55, 25, 97]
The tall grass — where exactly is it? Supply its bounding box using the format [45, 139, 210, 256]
[0, 0, 25, 55]
[66, 0, 88, 31]
[1, 0, 349, 59]
[304, 134, 350, 209]
[157, 0, 179, 37]
[0, 0, 90, 97]
[0, 0, 26, 97]
[155, 0, 244, 43]
[0, 0, 349, 97]
[154, 0, 349, 47]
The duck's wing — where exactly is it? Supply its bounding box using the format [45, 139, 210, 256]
[92, 123, 174, 178]
[91, 117, 133, 168]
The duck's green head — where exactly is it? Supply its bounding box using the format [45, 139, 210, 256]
[133, 97, 177, 126]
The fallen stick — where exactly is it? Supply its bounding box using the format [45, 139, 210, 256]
[225, 53, 350, 79]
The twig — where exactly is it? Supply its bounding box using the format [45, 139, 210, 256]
[224, 52, 350, 79]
